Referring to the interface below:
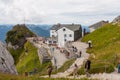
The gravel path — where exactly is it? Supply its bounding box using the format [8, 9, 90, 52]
[41, 41, 90, 78]
[72, 40, 89, 58]
[51, 48, 68, 69]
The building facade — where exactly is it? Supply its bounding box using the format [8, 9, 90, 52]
[50, 24, 82, 47]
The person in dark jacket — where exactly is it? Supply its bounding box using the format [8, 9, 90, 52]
[118, 60, 120, 73]
[79, 51, 82, 57]
[47, 65, 53, 77]
[85, 59, 91, 77]
[73, 64, 78, 78]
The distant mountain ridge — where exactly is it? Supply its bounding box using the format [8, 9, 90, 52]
[27, 24, 51, 37]
[0, 24, 52, 43]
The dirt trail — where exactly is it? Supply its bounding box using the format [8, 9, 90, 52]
[42, 41, 90, 78]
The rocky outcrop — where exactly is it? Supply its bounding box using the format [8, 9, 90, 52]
[6, 24, 36, 48]
[0, 41, 18, 75]
[112, 15, 120, 23]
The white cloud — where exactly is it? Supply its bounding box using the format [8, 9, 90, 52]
[0, 0, 120, 25]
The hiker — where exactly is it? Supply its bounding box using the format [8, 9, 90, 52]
[47, 65, 53, 77]
[73, 64, 78, 78]
[118, 60, 120, 73]
[79, 51, 82, 57]
[25, 71, 28, 77]
[83, 28, 86, 36]
[85, 59, 91, 77]
[33, 68, 37, 74]
[75, 47, 78, 52]
[88, 40, 92, 48]
[72, 46, 75, 52]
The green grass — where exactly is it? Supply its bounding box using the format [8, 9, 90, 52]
[79, 23, 120, 74]
[0, 73, 90, 80]
[8, 47, 24, 65]
[57, 58, 76, 73]
[16, 41, 51, 75]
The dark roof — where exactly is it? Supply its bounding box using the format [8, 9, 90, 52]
[50, 24, 62, 30]
[51, 24, 81, 31]
[89, 20, 109, 28]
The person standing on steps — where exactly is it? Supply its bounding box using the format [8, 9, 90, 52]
[79, 51, 82, 58]
[47, 64, 53, 77]
[85, 59, 91, 77]
[73, 63, 78, 78]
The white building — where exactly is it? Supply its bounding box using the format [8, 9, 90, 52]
[50, 24, 61, 37]
[89, 20, 109, 32]
[50, 24, 82, 47]
[50, 30, 57, 37]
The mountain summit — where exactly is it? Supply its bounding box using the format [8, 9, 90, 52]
[5, 24, 36, 49]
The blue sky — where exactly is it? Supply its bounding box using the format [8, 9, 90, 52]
[0, 0, 120, 25]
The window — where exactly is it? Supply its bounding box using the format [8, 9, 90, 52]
[53, 41, 56, 43]
[63, 28, 66, 31]
[52, 35, 54, 37]
[64, 34, 67, 37]
[69, 34, 72, 37]
[64, 39, 67, 42]
[51, 30, 55, 33]
[49, 41, 52, 43]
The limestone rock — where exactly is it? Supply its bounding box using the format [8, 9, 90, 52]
[0, 41, 18, 75]
[112, 15, 120, 23]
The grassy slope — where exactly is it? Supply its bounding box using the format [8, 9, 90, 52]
[57, 58, 76, 73]
[79, 23, 120, 74]
[16, 41, 51, 75]
[8, 48, 24, 65]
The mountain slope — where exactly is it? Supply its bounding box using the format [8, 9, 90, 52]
[112, 15, 120, 24]
[16, 41, 51, 75]
[81, 23, 120, 73]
